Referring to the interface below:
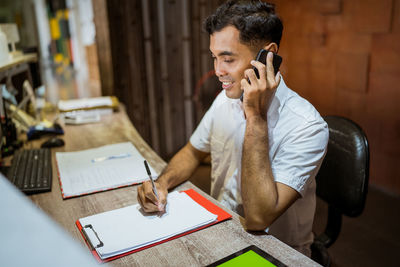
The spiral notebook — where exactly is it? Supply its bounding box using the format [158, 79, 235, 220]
[56, 142, 157, 198]
[76, 189, 232, 263]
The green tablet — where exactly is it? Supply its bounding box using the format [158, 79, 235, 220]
[207, 245, 287, 267]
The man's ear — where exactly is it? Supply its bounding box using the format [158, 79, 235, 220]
[264, 42, 278, 53]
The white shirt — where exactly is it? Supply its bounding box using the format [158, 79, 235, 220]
[190, 78, 329, 255]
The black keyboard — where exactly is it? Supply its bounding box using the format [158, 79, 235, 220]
[6, 148, 52, 194]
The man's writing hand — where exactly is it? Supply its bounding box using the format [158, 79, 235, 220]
[137, 180, 168, 213]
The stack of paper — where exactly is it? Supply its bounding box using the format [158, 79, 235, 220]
[57, 96, 119, 112]
[56, 142, 157, 198]
[78, 191, 218, 260]
[58, 96, 119, 124]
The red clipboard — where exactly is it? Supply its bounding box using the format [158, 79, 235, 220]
[76, 189, 232, 263]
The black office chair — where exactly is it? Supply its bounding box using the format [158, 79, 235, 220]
[311, 116, 370, 266]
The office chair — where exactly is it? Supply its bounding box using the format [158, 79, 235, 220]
[311, 116, 370, 267]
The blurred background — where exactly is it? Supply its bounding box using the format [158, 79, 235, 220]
[0, 0, 399, 266]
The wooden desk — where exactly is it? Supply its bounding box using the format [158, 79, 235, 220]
[28, 108, 319, 266]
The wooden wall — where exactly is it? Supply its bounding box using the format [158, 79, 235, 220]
[93, 0, 400, 195]
[272, 0, 400, 195]
[93, 0, 223, 160]
[92, 0, 114, 97]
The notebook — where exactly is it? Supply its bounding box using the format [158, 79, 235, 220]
[56, 142, 157, 198]
[76, 189, 232, 263]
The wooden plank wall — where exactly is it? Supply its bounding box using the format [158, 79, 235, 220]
[92, 0, 114, 97]
[105, 0, 151, 150]
[272, 0, 400, 195]
[93, 0, 223, 160]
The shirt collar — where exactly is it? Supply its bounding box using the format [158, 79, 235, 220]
[267, 75, 288, 129]
[225, 92, 245, 119]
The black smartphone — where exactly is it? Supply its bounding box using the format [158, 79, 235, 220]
[240, 49, 282, 101]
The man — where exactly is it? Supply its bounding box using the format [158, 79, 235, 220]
[137, 0, 328, 256]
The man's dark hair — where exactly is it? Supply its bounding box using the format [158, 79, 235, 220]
[203, 0, 283, 48]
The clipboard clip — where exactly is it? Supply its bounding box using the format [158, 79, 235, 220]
[82, 224, 104, 250]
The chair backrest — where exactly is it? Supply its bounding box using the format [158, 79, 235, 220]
[316, 116, 370, 217]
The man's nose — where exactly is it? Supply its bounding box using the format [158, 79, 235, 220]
[214, 61, 226, 77]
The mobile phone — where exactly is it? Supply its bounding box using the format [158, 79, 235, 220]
[240, 49, 282, 101]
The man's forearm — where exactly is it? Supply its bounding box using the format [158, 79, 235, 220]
[158, 143, 207, 190]
[241, 115, 278, 230]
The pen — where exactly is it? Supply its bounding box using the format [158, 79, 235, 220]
[144, 160, 159, 199]
[91, 153, 131, 163]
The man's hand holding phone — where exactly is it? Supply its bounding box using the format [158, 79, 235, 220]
[241, 51, 281, 119]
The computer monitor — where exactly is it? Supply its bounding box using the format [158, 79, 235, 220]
[0, 174, 101, 266]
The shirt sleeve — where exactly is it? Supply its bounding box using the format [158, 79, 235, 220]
[190, 109, 213, 153]
[272, 119, 329, 196]
[189, 92, 224, 153]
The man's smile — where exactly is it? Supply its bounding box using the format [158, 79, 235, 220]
[221, 81, 234, 89]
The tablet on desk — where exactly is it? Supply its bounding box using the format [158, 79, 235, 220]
[207, 245, 287, 267]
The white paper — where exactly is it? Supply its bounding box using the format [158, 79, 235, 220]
[63, 108, 113, 118]
[58, 96, 113, 111]
[79, 191, 218, 259]
[56, 142, 157, 198]
[62, 109, 113, 125]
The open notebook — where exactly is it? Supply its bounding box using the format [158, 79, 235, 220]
[76, 189, 232, 263]
[56, 142, 157, 198]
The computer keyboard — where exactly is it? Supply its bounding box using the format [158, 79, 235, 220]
[6, 148, 52, 194]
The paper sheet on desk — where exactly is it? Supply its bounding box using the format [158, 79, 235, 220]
[56, 142, 157, 198]
[58, 96, 114, 111]
[78, 191, 218, 259]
